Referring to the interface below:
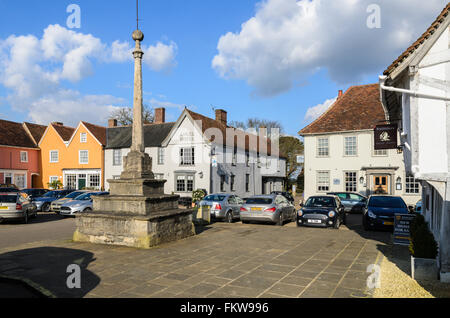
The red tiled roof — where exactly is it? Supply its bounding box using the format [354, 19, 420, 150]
[299, 84, 386, 135]
[82, 122, 107, 146]
[0, 119, 38, 148]
[384, 3, 450, 77]
[52, 124, 76, 142]
[23, 122, 47, 145]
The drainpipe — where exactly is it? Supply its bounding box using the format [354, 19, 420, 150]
[379, 76, 450, 101]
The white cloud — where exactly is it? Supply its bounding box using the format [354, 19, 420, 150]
[304, 97, 337, 122]
[212, 0, 445, 96]
[146, 97, 185, 111]
[0, 24, 178, 125]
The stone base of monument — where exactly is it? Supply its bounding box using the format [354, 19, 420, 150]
[73, 209, 196, 249]
[73, 178, 196, 249]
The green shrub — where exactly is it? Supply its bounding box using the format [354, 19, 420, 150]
[192, 189, 207, 204]
[409, 214, 438, 259]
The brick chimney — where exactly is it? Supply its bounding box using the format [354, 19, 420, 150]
[108, 119, 118, 128]
[52, 122, 64, 126]
[215, 109, 227, 126]
[155, 108, 166, 124]
[338, 90, 343, 99]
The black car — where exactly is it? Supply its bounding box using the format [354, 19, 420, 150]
[20, 189, 49, 200]
[362, 196, 410, 231]
[297, 195, 346, 229]
[271, 191, 294, 203]
[327, 192, 367, 213]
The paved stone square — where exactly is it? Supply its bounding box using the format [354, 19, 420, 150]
[0, 215, 391, 298]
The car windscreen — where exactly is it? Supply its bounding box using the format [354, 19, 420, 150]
[369, 197, 407, 209]
[304, 197, 336, 208]
[43, 191, 59, 198]
[66, 191, 84, 199]
[0, 195, 17, 203]
[203, 195, 226, 202]
[74, 193, 93, 201]
[245, 198, 273, 205]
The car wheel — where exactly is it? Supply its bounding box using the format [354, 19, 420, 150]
[277, 213, 284, 226]
[242, 220, 250, 224]
[84, 208, 92, 212]
[42, 203, 50, 212]
[342, 213, 347, 225]
[225, 211, 233, 223]
[22, 212, 28, 224]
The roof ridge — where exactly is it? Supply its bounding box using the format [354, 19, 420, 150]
[384, 3, 450, 76]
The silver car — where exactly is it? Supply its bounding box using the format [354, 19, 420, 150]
[51, 190, 90, 213]
[0, 192, 37, 224]
[60, 192, 109, 216]
[199, 193, 244, 223]
[240, 194, 297, 226]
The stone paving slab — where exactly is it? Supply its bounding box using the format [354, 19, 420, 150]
[0, 215, 391, 298]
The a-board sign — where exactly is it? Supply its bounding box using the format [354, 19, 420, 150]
[393, 214, 416, 245]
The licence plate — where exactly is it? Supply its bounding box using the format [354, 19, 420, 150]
[308, 219, 321, 224]
[384, 221, 394, 226]
[251, 207, 262, 212]
[0, 206, 8, 210]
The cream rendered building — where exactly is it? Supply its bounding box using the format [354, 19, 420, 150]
[300, 84, 421, 206]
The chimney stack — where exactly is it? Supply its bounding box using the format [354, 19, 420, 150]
[108, 119, 118, 128]
[155, 108, 166, 124]
[215, 109, 227, 126]
[338, 90, 343, 98]
[52, 122, 64, 126]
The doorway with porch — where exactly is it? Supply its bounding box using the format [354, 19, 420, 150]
[372, 175, 390, 195]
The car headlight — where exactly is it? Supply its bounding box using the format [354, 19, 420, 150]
[328, 211, 336, 218]
[298, 210, 303, 217]
[368, 211, 377, 219]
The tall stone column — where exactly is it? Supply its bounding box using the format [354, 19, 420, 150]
[120, 29, 154, 180]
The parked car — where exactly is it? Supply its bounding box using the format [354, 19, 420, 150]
[50, 190, 90, 213]
[32, 189, 75, 212]
[271, 191, 295, 203]
[0, 192, 37, 224]
[240, 194, 296, 226]
[20, 189, 49, 201]
[297, 195, 346, 229]
[198, 193, 243, 223]
[327, 192, 367, 214]
[59, 192, 109, 216]
[362, 195, 410, 231]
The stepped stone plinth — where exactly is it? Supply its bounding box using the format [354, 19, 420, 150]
[72, 26, 195, 249]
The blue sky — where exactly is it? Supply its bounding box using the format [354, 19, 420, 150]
[0, 0, 446, 136]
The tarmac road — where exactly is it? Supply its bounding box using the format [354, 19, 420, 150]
[0, 213, 76, 249]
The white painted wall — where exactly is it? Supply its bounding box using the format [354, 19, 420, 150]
[303, 130, 421, 205]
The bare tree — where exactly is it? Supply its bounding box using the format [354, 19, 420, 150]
[110, 105, 154, 126]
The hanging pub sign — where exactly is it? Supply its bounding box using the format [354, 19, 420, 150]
[374, 124, 398, 150]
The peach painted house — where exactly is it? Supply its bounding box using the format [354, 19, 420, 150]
[0, 120, 47, 189]
[38, 122, 106, 190]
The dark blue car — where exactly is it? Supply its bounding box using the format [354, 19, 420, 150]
[362, 196, 409, 231]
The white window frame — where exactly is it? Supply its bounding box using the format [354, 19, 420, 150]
[317, 171, 330, 192]
[50, 150, 59, 163]
[317, 137, 329, 157]
[20, 151, 28, 163]
[79, 150, 89, 165]
[180, 147, 195, 166]
[175, 172, 195, 193]
[80, 133, 87, 143]
[345, 171, 358, 192]
[344, 136, 358, 157]
[113, 149, 122, 166]
[158, 148, 165, 165]
[405, 174, 421, 195]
